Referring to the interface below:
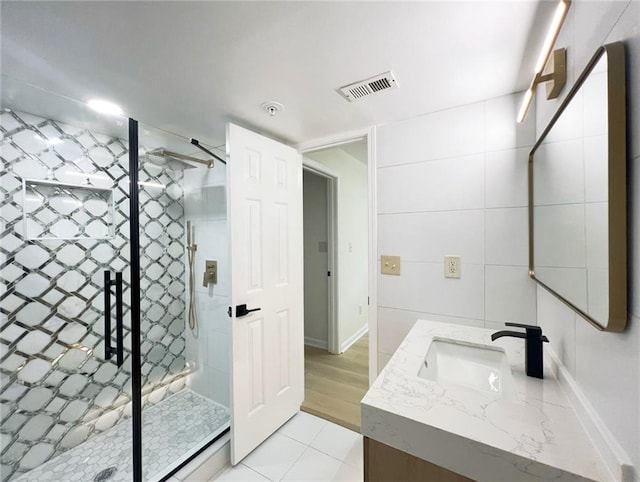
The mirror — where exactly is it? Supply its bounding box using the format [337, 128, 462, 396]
[529, 42, 627, 332]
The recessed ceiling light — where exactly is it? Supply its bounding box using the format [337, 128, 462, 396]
[87, 98, 125, 117]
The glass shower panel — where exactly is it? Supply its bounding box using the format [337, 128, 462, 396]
[136, 123, 230, 480]
[0, 79, 135, 481]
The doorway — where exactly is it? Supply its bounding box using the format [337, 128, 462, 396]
[300, 139, 369, 431]
[302, 169, 333, 352]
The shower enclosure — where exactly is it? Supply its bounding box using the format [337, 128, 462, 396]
[0, 78, 230, 481]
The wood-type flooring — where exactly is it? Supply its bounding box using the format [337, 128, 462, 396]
[301, 334, 369, 432]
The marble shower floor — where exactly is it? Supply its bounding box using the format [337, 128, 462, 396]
[15, 389, 230, 482]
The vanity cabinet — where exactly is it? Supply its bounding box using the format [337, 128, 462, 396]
[361, 320, 612, 481]
[363, 437, 474, 482]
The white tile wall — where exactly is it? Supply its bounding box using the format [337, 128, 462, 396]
[485, 147, 530, 208]
[377, 153, 485, 214]
[537, 287, 577, 374]
[377, 307, 483, 357]
[182, 165, 230, 408]
[534, 0, 640, 473]
[377, 262, 485, 320]
[376, 92, 537, 359]
[574, 317, 640, 469]
[378, 210, 484, 264]
[573, 1, 631, 72]
[484, 94, 536, 151]
[192, 219, 229, 297]
[485, 208, 528, 266]
[376, 103, 484, 167]
[485, 266, 536, 325]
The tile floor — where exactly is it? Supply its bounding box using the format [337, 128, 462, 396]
[13, 389, 229, 482]
[213, 412, 363, 481]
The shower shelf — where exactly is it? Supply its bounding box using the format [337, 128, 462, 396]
[22, 178, 115, 240]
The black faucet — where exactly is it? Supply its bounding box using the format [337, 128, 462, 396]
[491, 322, 549, 379]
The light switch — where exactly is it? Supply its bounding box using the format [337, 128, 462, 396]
[444, 255, 461, 279]
[381, 255, 401, 275]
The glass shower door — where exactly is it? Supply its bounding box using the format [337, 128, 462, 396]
[134, 122, 230, 480]
[0, 80, 136, 482]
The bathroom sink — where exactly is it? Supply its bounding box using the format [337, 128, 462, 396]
[418, 337, 516, 399]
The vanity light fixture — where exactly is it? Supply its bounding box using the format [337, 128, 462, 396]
[517, 0, 571, 123]
[87, 98, 125, 117]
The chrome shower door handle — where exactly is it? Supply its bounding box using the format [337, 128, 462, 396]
[104, 270, 124, 367]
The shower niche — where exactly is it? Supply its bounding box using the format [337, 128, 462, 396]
[22, 179, 115, 240]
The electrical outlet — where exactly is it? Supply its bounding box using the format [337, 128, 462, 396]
[381, 255, 401, 275]
[444, 255, 461, 279]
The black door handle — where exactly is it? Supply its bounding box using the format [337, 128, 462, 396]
[104, 271, 116, 361]
[104, 271, 124, 367]
[114, 272, 124, 367]
[235, 304, 261, 317]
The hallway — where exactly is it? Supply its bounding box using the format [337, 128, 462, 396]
[301, 335, 369, 432]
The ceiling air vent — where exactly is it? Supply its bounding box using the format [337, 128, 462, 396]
[338, 71, 398, 102]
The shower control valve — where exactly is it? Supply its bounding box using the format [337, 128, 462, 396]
[203, 259, 218, 287]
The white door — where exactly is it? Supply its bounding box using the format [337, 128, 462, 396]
[227, 123, 304, 464]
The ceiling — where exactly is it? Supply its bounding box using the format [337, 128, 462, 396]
[0, 1, 556, 148]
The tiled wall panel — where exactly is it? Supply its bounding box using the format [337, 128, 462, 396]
[534, 0, 640, 471]
[375, 92, 537, 361]
[0, 109, 187, 481]
[182, 165, 230, 409]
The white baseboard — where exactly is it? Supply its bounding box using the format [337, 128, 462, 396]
[545, 346, 635, 482]
[304, 336, 328, 350]
[340, 324, 368, 353]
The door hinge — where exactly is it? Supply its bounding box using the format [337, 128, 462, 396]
[368, 296, 370, 305]
[227, 306, 232, 317]
[328, 271, 331, 277]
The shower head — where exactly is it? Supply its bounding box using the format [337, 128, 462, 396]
[141, 147, 214, 170]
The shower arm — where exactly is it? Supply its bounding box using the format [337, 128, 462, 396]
[149, 148, 214, 168]
[190, 138, 227, 165]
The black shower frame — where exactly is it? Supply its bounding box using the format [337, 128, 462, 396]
[127, 118, 229, 482]
[128, 118, 143, 482]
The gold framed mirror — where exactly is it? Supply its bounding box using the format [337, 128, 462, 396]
[528, 42, 627, 332]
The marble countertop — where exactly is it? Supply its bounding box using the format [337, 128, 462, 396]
[361, 320, 612, 482]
